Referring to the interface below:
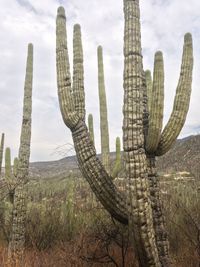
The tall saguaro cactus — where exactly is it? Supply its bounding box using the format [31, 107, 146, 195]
[144, 35, 193, 265]
[0, 133, 5, 175]
[97, 46, 110, 172]
[56, 1, 193, 266]
[8, 43, 33, 267]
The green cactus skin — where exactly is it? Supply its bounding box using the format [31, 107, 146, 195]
[56, 7, 128, 224]
[144, 32, 193, 266]
[5, 147, 12, 181]
[97, 46, 110, 172]
[0, 133, 5, 175]
[8, 43, 33, 266]
[112, 137, 121, 178]
[88, 114, 95, 144]
[56, 1, 193, 266]
[73, 24, 85, 120]
[13, 157, 19, 178]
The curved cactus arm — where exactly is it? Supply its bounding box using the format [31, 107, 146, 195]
[0, 133, 5, 175]
[56, 7, 79, 129]
[156, 33, 193, 156]
[88, 113, 95, 145]
[97, 46, 110, 172]
[8, 43, 33, 266]
[73, 24, 85, 120]
[72, 121, 128, 224]
[147, 156, 171, 267]
[123, 0, 160, 266]
[146, 52, 164, 154]
[112, 137, 122, 178]
[56, 7, 128, 225]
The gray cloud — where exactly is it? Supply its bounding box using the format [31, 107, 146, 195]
[0, 0, 199, 163]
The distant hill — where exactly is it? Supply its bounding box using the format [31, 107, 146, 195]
[29, 134, 200, 180]
[157, 134, 200, 180]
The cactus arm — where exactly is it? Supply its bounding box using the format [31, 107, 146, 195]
[72, 120, 128, 224]
[112, 137, 122, 178]
[56, 7, 79, 129]
[145, 70, 153, 115]
[147, 156, 170, 266]
[146, 52, 164, 154]
[0, 133, 5, 175]
[156, 33, 193, 156]
[73, 24, 85, 120]
[123, 1, 160, 266]
[8, 43, 33, 265]
[56, 7, 128, 225]
[97, 46, 110, 172]
[88, 114, 95, 144]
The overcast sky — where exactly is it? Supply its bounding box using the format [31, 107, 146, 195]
[0, 0, 200, 163]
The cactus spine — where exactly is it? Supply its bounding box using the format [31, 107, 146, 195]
[8, 43, 33, 266]
[97, 46, 110, 172]
[0, 133, 5, 175]
[112, 137, 121, 178]
[56, 1, 193, 266]
[88, 114, 94, 144]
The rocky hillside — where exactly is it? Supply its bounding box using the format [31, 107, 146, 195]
[29, 134, 200, 180]
[157, 134, 200, 180]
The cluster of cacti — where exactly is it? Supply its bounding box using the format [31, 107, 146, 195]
[8, 43, 33, 266]
[56, 0, 193, 266]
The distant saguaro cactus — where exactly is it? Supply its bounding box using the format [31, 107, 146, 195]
[0, 133, 5, 175]
[56, 1, 193, 266]
[5, 147, 12, 181]
[112, 137, 121, 178]
[97, 46, 110, 172]
[88, 114, 94, 144]
[8, 43, 33, 267]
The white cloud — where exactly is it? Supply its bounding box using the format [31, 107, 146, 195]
[0, 0, 199, 163]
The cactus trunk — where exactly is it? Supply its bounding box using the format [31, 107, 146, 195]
[8, 43, 33, 266]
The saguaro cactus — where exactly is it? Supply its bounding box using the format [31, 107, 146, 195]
[88, 114, 95, 144]
[56, 1, 193, 266]
[0, 133, 5, 175]
[8, 43, 33, 266]
[144, 36, 193, 265]
[97, 46, 110, 172]
[112, 137, 122, 178]
[5, 147, 12, 181]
